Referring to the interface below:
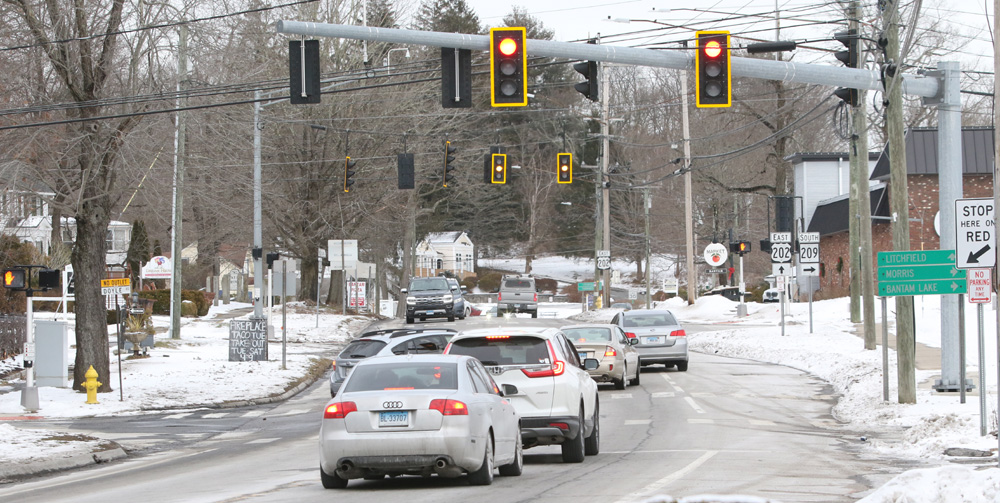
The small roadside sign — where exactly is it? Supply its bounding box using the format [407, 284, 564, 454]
[967, 268, 992, 303]
[799, 263, 819, 276]
[772, 263, 792, 277]
[771, 242, 792, 263]
[955, 198, 995, 269]
[798, 232, 819, 243]
[703, 243, 728, 267]
[771, 232, 791, 243]
[101, 278, 131, 296]
[577, 282, 596, 292]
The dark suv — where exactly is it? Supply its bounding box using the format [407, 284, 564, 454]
[329, 328, 456, 396]
[402, 277, 460, 324]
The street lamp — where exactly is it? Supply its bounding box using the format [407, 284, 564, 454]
[385, 47, 410, 75]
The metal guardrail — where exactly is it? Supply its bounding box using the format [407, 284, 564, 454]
[0, 314, 27, 360]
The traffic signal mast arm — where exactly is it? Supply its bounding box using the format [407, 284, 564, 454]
[276, 20, 940, 99]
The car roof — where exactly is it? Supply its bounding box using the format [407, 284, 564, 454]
[620, 309, 676, 316]
[355, 327, 457, 341]
[355, 353, 473, 367]
[560, 324, 618, 331]
[450, 326, 561, 341]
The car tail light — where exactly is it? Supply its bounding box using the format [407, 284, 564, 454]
[604, 346, 617, 357]
[533, 292, 537, 302]
[429, 399, 469, 416]
[626, 332, 637, 340]
[521, 340, 565, 378]
[486, 335, 510, 340]
[497, 293, 502, 302]
[670, 330, 686, 337]
[324, 401, 357, 419]
[549, 422, 569, 431]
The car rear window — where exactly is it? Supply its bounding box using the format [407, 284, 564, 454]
[343, 362, 458, 392]
[622, 313, 677, 327]
[562, 327, 612, 343]
[339, 339, 387, 359]
[448, 336, 550, 366]
[503, 279, 533, 289]
[409, 278, 449, 291]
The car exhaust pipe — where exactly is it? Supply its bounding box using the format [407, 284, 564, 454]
[433, 457, 463, 477]
[339, 461, 354, 473]
[435, 458, 448, 469]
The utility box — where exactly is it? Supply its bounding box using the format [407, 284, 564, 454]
[34, 320, 69, 387]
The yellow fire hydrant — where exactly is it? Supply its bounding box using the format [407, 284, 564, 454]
[84, 365, 101, 404]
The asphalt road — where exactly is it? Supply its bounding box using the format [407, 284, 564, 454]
[0, 315, 915, 502]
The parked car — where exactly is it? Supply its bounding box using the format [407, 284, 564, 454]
[762, 288, 779, 303]
[402, 277, 460, 324]
[610, 309, 688, 372]
[445, 277, 472, 319]
[329, 328, 457, 396]
[444, 327, 600, 463]
[610, 303, 633, 311]
[319, 354, 523, 488]
[560, 324, 640, 389]
[496, 275, 538, 318]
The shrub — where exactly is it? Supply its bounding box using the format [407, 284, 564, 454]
[180, 300, 198, 317]
[138, 289, 210, 316]
[477, 271, 503, 293]
[535, 278, 557, 293]
[460, 275, 477, 291]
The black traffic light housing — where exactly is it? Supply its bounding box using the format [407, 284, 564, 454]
[344, 156, 357, 192]
[491, 154, 507, 184]
[759, 239, 772, 254]
[266, 252, 280, 269]
[289, 40, 321, 104]
[573, 60, 599, 102]
[3, 268, 26, 290]
[728, 241, 751, 255]
[490, 27, 527, 107]
[441, 48, 472, 108]
[443, 141, 457, 187]
[695, 31, 732, 108]
[833, 30, 860, 106]
[38, 269, 60, 290]
[557, 153, 572, 184]
[398, 153, 415, 190]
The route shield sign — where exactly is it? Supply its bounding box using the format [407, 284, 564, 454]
[955, 198, 995, 269]
[771, 242, 792, 263]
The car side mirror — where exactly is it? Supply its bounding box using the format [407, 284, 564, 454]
[628, 338, 638, 345]
[501, 384, 519, 396]
[583, 358, 599, 370]
[401, 288, 408, 294]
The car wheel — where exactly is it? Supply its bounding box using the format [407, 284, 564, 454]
[614, 363, 627, 390]
[405, 315, 414, 324]
[584, 399, 600, 456]
[320, 467, 348, 489]
[629, 359, 641, 386]
[467, 433, 494, 485]
[465, 306, 472, 318]
[498, 433, 523, 476]
[530, 310, 538, 318]
[420, 317, 426, 321]
[676, 361, 689, 372]
[561, 408, 586, 463]
[447, 313, 455, 322]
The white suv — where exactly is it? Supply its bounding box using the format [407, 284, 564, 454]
[445, 327, 600, 463]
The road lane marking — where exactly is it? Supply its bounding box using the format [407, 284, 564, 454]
[203, 412, 228, 419]
[651, 392, 674, 398]
[246, 438, 279, 444]
[660, 374, 683, 392]
[270, 408, 309, 417]
[624, 419, 652, 425]
[613, 450, 719, 503]
[241, 410, 266, 417]
[611, 394, 633, 399]
[163, 413, 193, 419]
[684, 396, 705, 414]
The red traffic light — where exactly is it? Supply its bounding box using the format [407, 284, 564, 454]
[499, 38, 518, 56]
[704, 40, 722, 58]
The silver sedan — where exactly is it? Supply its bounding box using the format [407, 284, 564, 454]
[561, 324, 641, 389]
[319, 354, 523, 488]
[610, 309, 689, 371]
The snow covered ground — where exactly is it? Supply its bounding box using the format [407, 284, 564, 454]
[1, 290, 999, 501]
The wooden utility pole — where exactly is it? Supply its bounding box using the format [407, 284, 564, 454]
[884, 0, 915, 403]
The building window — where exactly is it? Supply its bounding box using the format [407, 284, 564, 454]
[106, 229, 114, 250]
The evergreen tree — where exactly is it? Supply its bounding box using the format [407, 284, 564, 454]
[126, 219, 150, 282]
[413, 0, 482, 35]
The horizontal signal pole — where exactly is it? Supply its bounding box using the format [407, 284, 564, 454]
[275, 20, 939, 98]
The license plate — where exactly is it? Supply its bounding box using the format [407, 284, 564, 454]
[424, 310, 435, 315]
[378, 411, 408, 427]
[643, 336, 661, 344]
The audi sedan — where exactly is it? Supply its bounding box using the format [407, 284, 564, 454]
[319, 354, 523, 488]
[610, 309, 689, 371]
[561, 324, 641, 389]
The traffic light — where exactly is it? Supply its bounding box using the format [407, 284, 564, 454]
[489, 27, 527, 107]
[695, 31, 731, 108]
[38, 269, 59, 290]
[3, 268, 26, 290]
[833, 30, 860, 106]
[491, 154, 507, 184]
[397, 153, 414, 190]
[443, 141, 457, 187]
[344, 156, 356, 192]
[557, 153, 572, 184]
[573, 60, 599, 102]
[729, 241, 751, 255]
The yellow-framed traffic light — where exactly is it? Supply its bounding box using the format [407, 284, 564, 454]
[557, 153, 572, 184]
[491, 154, 507, 184]
[344, 156, 356, 192]
[490, 27, 527, 107]
[443, 141, 457, 187]
[695, 31, 731, 108]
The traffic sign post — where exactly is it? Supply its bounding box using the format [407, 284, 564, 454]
[965, 267, 992, 436]
[955, 198, 995, 269]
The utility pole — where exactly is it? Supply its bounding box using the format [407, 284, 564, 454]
[883, 0, 915, 403]
[601, 60, 612, 308]
[847, 0, 877, 349]
[681, 45, 696, 305]
[644, 187, 651, 308]
[993, 0, 999, 466]
[169, 23, 187, 340]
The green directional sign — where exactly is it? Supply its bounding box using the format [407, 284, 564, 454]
[577, 282, 596, 292]
[877, 249, 966, 296]
[878, 264, 966, 281]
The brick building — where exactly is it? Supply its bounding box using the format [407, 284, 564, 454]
[799, 127, 994, 296]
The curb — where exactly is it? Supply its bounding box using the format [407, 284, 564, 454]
[0, 446, 127, 483]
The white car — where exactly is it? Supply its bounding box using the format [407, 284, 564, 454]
[319, 354, 522, 488]
[445, 327, 600, 463]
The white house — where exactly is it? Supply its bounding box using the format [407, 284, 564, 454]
[787, 152, 881, 231]
[414, 231, 475, 280]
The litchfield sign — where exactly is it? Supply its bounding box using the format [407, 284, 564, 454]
[877, 250, 967, 296]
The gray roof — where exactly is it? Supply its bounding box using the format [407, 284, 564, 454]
[784, 151, 881, 164]
[807, 185, 890, 236]
[870, 127, 994, 180]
